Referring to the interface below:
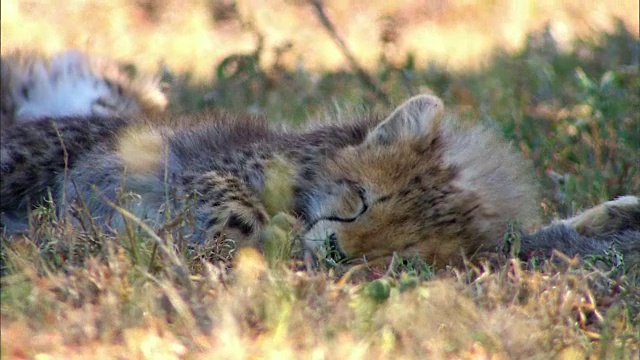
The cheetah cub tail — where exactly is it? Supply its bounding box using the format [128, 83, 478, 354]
[1, 50, 168, 127]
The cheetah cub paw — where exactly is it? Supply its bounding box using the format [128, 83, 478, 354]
[560, 196, 640, 236]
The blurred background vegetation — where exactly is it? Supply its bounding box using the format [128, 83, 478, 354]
[2, 0, 639, 215]
[2, 3, 640, 357]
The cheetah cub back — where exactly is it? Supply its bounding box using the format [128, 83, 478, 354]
[302, 95, 541, 266]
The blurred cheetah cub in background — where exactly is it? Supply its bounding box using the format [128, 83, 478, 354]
[0, 50, 167, 128]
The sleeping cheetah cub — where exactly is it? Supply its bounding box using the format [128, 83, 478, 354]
[1, 50, 167, 128]
[1, 93, 543, 264]
[0, 56, 637, 266]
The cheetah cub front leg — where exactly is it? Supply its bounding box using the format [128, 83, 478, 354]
[520, 196, 640, 265]
[187, 171, 270, 248]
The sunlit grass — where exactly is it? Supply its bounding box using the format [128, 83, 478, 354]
[2, 0, 638, 78]
[1, 2, 640, 358]
[2, 239, 639, 358]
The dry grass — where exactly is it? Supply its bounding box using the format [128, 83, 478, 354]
[2, 1, 640, 359]
[2, 239, 639, 359]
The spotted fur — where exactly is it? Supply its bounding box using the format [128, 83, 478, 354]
[1, 92, 637, 267]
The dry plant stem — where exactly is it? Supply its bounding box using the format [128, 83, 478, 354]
[401, 69, 417, 96]
[99, 192, 184, 269]
[53, 124, 70, 224]
[70, 180, 102, 241]
[146, 272, 202, 340]
[54, 125, 102, 240]
[309, 0, 391, 105]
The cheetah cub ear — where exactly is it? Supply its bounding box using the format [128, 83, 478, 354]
[365, 94, 445, 146]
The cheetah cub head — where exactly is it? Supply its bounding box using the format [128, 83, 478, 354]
[302, 94, 539, 267]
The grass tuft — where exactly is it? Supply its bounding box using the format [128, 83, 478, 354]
[2, 4, 640, 358]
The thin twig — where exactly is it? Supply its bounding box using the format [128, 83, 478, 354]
[309, 0, 390, 105]
[52, 123, 70, 225]
[401, 69, 417, 96]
